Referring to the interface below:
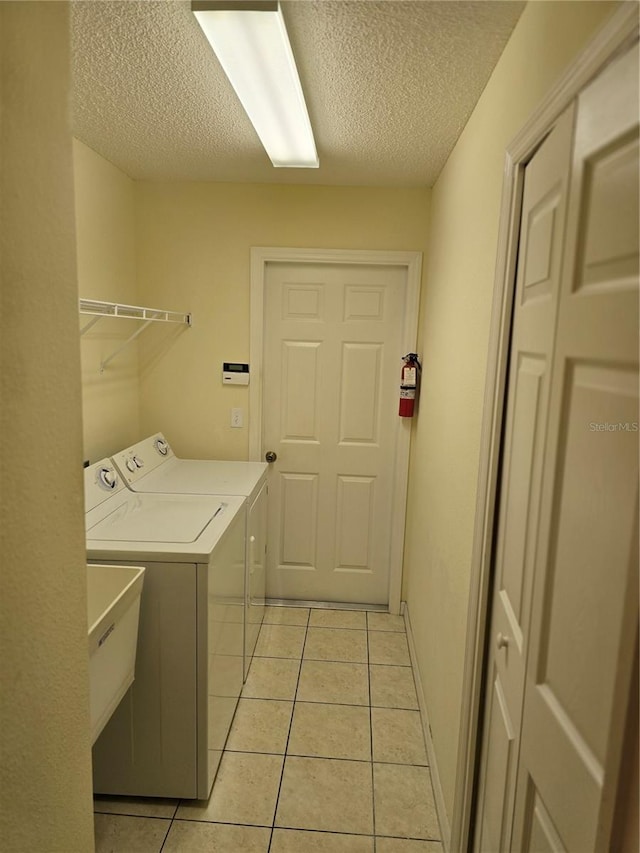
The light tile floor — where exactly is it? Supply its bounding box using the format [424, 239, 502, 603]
[94, 607, 443, 852]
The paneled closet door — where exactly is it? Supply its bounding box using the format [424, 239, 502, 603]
[473, 106, 575, 853]
[512, 42, 639, 852]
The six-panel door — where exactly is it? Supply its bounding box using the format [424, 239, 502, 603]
[263, 261, 408, 604]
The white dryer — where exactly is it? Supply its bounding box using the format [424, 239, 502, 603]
[110, 433, 268, 679]
[85, 459, 245, 800]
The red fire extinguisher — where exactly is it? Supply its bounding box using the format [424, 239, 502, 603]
[399, 353, 421, 417]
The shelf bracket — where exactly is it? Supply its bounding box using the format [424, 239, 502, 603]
[80, 315, 102, 336]
[100, 317, 154, 373]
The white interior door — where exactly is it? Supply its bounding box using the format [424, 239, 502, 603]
[511, 42, 639, 851]
[262, 260, 411, 604]
[474, 105, 575, 852]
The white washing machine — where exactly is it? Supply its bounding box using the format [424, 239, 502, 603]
[85, 458, 245, 800]
[110, 433, 268, 679]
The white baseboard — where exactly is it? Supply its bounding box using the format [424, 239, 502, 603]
[403, 600, 451, 851]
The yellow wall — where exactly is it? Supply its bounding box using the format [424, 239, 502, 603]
[403, 0, 618, 825]
[74, 139, 141, 462]
[135, 183, 430, 458]
[0, 3, 94, 850]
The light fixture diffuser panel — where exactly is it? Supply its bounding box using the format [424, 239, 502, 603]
[193, 2, 319, 168]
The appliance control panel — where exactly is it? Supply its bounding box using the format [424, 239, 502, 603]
[111, 433, 173, 485]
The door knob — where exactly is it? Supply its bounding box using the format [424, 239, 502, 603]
[496, 632, 510, 650]
[265, 451, 277, 463]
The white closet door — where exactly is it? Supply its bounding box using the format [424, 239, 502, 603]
[512, 42, 639, 852]
[474, 106, 574, 852]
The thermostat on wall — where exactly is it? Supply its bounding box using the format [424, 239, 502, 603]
[222, 362, 250, 385]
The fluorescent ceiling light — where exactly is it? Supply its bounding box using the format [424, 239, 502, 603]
[193, 1, 319, 168]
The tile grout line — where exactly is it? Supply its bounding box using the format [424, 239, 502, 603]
[169, 814, 440, 841]
[155, 814, 172, 853]
[266, 608, 310, 853]
[208, 751, 428, 768]
[366, 612, 377, 853]
[147, 811, 443, 843]
[266, 622, 369, 631]
[253, 656, 412, 668]
[154, 781, 181, 851]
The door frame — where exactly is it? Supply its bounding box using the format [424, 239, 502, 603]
[450, 6, 640, 850]
[249, 247, 422, 614]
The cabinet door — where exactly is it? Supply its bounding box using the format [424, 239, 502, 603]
[245, 480, 267, 678]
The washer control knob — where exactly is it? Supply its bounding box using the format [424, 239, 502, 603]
[126, 457, 136, 472]
[98, 467, 117, 490]
[155, 438, 169, 456]
[133, 455, 144, 469]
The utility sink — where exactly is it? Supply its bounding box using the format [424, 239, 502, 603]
[87, 564, 145, 745]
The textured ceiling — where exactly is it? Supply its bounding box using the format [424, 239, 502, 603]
[71, 0, 525, 186]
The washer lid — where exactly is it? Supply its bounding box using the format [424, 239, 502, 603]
[86, 493, 226, 543]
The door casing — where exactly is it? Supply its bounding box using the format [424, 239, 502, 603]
[249, 247, 422, 615]
[450, 6, 640, 851]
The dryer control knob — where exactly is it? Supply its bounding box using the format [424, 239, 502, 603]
[98, 467, 117, 489]
[133, 455, 144, 468]
[155, 438, 169, 456]
[126, 458, 136, 472]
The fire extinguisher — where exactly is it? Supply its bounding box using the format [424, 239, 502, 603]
[399, 353, 421, 417]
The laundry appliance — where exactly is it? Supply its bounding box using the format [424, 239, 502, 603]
[111, 433, 268, 678]
[85, 458, 245, 799]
